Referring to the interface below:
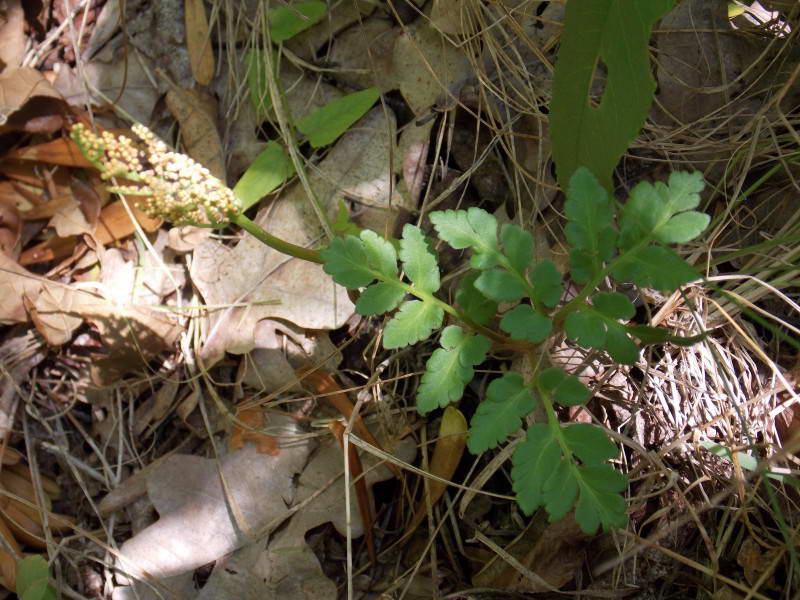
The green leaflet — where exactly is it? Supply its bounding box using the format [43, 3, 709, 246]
[550, 0, 674, 191]
[512, 424, 628, 533]
[429, 207, 500, 269]
[399, 224, 440, 294]
[383, 300, 443, 349]
[564, 293, 640, 364]
[611, 246, 699, 292]
[500, 223, 534, 273]
[475, 269, 526, 302]
[297, 88, 380, 148]
[356, 282, 405, 315]
[500, 305, 552, 344]
[530, 259, 562, 308]
[321, 229, 398, 289]
[537, 368, 591, 407]
[417, 326, 490, 414]
[17, 555, 57, 600]
[565, 168, 617, 283]
[455, 272, 498, 325]
[468, 373, 535, 453]
[234, 141, 294, 211]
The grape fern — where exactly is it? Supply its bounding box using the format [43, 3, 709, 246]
[321, 166, 709, 534]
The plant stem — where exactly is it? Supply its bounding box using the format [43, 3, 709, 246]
[232, 213, 323, 264]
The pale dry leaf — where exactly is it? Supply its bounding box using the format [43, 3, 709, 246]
[0, 0, 25, 73]
[185, 0, 215, 86]
[0, 253, 43, 324]
[191, 107, 400, 363]
[327, 17, 399, 92]
[392, 20, 472, 116]
[50, 199, 92, 238]
[286, 0, 375, 60]
[117, 418, 311, 581]
[0, 67, 62, 129]
[166, 86, 225, 180]
[431, 0, 473, 35]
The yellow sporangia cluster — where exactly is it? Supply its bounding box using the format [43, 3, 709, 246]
[71, 123, 239, 226]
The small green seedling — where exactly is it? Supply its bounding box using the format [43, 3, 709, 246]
[321, 166, 709, 533]
[16, 555, 56, 600]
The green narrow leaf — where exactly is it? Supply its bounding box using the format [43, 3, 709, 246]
[246, 48, 277, 118]
[468, 373, 535, 453]
[530, 259, 563, 307]
[355, 282, 406, 315]
[429, 207, 500, 269]
[474, 269, 526, 302]
[417, 326, 490, 414]
[499, 305, 552, 344]
[296, 88, 380, 148]
[550, 0, 674, 190]
[399, 224, 440, 293]
[537, 367, 591, 407]
[234, 141, 295, 211]
[455, 272, 498, 325]
[383, 300, 443, 349]
[269, 0, 327, 43]
[564, 168, 617, 283]
[500, 223, 533, 273]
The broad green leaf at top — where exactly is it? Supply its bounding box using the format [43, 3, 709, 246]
[550, 0, 674, 191]
[383, 300, 443, 349]
[234, 141, 294, 211]
[296, 88, 380, 148]
[268, 1, 327, 43]
[321, 230, 398, 289]
[468, 373, 535, 453]
[399, 224, 440, 294]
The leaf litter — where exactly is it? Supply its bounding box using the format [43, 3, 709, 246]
[0, 1, 798, 599]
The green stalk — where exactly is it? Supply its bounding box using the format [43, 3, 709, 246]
[232, 214, 323, 264]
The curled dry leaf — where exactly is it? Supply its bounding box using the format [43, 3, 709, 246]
[184, 0, 215, 86]
[0, 67, 64, 134]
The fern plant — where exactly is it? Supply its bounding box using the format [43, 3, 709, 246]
[321, 166, 709, 534]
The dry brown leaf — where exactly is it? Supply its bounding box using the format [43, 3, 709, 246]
[165, 86, 225, 179]
[0, 0, 25, 73]
[190, 108, 404, 363]
[0, 67, 64, 133]
[286, 0, 375, 60]
[392, 20, 472, 116]
[228, 407, 280, 456]
[1, 136, 93, 168]
[0, 253, 43, 324]
[0, 547, 17, 592]
[20, 199, 162, 266]
[117, 419, 311, 581]
[0, 200, 21, 258]
[328, 18, 398, 93]
[185, 0, 215, 86]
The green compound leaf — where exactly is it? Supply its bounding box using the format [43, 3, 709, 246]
[512, 425, 628, 533]
[611, 245, 699, 292]
[297, 88, 380, 148]
[455, 272, 498, 325]
[500, 223, 533, 273]
[500, 305, 552, 344]
[321, 230, 398, 289]
[564, 298, 640, 364]
[234, 141, 294, 211]
[356, 282, 405, 315]
[468, 373, 535, 453]
[530, 259, 563, 307]
[383, 300, 443, 349]
[550, 0, 674, 191]
[269, 0, 327, 43]
[429, 207, 500, 269]
[564, 168, 617, 283]
[417, 326, 490, 414]
[399, 224, 440, 294]
[537, 367, 592, 407]
[562, 423, 618, 464]
[474, 269, 526, 302]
